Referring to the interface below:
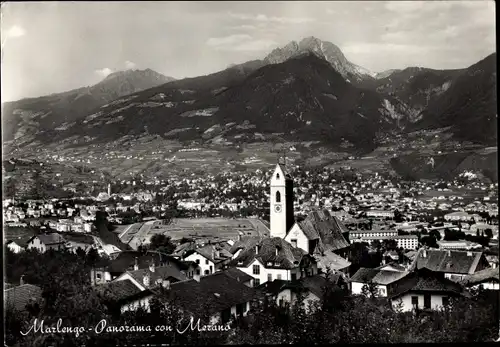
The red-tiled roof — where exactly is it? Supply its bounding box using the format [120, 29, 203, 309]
[350, 268, 409, 285]
[295, 210, 350, 252]
[387, 268, 465, 299]
[95, 279, 143, 301]
[230, 237, 309, 269]
[166, 270, 258, 315]
[410, 249, 486, 275]
[462, 267, 499, 286]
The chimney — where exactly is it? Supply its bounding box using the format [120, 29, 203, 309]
[20, 275, 25, 286]
[275, 246, 279, 256]
[493, 263, 497, 269]
[143, 274, 150, 287]
[447, 250, 451, 257]
[149, 260, 155, 273]
[422, 249, 427, 258]
[255, 245, 260, 254]
[238, 234, 242, 241]
[162, 279, 171, 290]
[134, 257, 139, 271]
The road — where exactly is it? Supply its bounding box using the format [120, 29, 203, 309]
[128, 220, 156, 250]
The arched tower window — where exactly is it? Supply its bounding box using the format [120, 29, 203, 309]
[276, 173, 280, 179]
[276, 191, 281, 203]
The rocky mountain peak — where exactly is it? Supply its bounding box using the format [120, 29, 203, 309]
[263, 37, 375, 81]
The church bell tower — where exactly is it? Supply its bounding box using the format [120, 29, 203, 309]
[270, 160, 294, 239]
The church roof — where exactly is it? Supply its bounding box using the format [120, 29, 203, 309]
[294, 210, 350, 252]
[275, 163, 292, 179]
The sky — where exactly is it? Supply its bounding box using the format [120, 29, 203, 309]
[1, 1, 496, 102]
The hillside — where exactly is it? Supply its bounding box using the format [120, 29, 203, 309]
[390, 150, 498, 182]
[39, 53, 406, 152]
[411, 53, 497, 145]
[2, 69, 175, 144]
[362, 67, 464, 123]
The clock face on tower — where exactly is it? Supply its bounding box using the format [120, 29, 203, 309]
[274, 204, 282, 213]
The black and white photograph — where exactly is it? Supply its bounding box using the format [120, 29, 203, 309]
[2, 1, 498, 345]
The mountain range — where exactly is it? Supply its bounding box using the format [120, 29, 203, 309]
[2, 69, 175, 143]
[2, 36, 496, 155]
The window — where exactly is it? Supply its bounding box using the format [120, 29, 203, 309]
[196, 269, 200, 275]
[276, 191, 281, 203]
[442, 296, 449, 307]
[253, 265, 260, 275]
[196, 259, 200, 264]
[254, 278, 260, 287]
[291, 239, 297, 248]
[411, 296, 419, 308]
[96, 273, 102, 280]
[291, 273, 297, 281]
[204, 270, 210, 275]
[276, 173, 280, 179]
[277, 274, 282, 280]
[424, 294, 431, 309]
[268, 274, 272, 282]
[205, 259, 209, 265]
[209, 266, 213, 273]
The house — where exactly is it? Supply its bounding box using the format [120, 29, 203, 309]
[260, 273, 348, 310]
[284, 209, 351, 272]
[6, 240, 25, 253]
[222, 267, 254, 287]
[461, 267, 500, 290]
[377, 262, 407, 273]
[349, 267, 409, 297]
[230, 237, 318, 287]
[387, 268, 468, 312]
[284, 209, 351, 273]
[350, 233, 418, 250]
[229, 236, 262, 260]
[26, 233, 66, 253]
[444, 211, 472, 222]
[437, 240, 483, 250]
[350, 229, 398, 240]
[95, 279, 154, 314]
[64, 233, 95, 253]
[113, 261, 192, 291]
[366, 210, 394, 219]
[165, 270, 259, 324]
[410, 248, 490, 282]
[183, 244, 233, 276]
[6, 235, 32, 253]
[91, 251, 198, 285]
[5, 284, 43, 313]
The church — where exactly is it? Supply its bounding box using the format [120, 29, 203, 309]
[230, 160, 351, 287]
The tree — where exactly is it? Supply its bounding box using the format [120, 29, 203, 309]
[484, 229, 493, 239]
[420, 235, 438, 248]
[429, 229, 442, 241]
[149, 234, 176, 254]
[382, 239, 398, 251]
